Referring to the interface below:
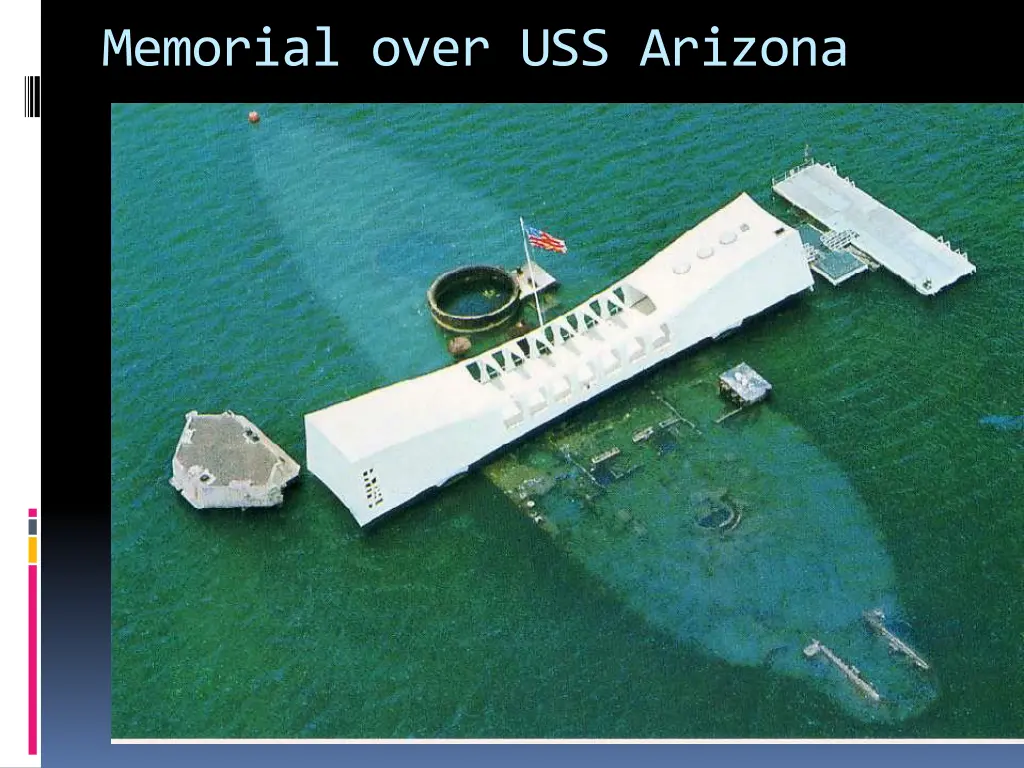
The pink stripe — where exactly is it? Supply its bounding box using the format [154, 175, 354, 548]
[29, 508, 37, 517]
[29, 564, 37, 755]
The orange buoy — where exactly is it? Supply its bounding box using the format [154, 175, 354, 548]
[248, 111, 260, 124]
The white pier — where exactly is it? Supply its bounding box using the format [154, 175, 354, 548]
[773, 162, 976, 296]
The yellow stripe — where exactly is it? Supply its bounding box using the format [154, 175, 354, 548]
[28, 537, 37, 564]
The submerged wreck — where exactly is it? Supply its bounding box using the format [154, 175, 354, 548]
[479, 361, 938, 722]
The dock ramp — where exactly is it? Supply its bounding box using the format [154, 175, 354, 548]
[773, 162, 976, 295]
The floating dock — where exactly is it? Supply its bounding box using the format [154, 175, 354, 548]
[804, 639, 881, 702]
[170, 411, 300, 509]
[773, 161, 976, 296]
[864, 609, 931, 671]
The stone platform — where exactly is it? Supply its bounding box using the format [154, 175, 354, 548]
[170, 411, 300, 509]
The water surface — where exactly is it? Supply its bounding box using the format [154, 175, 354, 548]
[111, 103, 1023, 738]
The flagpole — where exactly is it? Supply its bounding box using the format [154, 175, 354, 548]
[519, 216, 545, 326]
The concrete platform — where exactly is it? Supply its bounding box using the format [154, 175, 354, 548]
[798, 224, 870, 287]
[774, 162, 976, 296]
[170, 411, 300, 509]
[812, 248, 869, 285]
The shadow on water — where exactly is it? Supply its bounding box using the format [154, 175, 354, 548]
[248, 112, 524, 389]
[244, 108, 939, 725]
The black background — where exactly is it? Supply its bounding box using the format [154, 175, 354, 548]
[92, 16, 997, 101]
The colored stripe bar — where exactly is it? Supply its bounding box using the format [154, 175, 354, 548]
[29, 507, 38, 756]
[29, 564, 37, 755]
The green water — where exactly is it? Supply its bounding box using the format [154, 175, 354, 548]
[484, 353, 937, 724]
[111, 103, 1023, 738]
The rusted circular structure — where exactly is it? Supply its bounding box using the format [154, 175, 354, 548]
[427, 265, 521, 334]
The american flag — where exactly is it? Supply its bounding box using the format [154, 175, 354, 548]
[525, 225, 568, 253]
